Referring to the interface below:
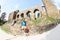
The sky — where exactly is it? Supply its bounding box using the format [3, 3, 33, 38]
[0, 0, 60, 20]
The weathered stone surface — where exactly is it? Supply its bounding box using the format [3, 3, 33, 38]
[42, 0, 59, 19]
[8, 0, 60, 22]
[30, 22, 57, 35]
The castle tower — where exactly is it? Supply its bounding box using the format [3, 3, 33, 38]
[42, 0, 59, 18]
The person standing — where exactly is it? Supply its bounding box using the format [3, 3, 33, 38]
[21, 18, 29, 35]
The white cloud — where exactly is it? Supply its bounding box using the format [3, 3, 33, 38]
[54, 0, 60, 3]
[0, 0, 2, 4]
[53, 0, 60, 10]
[0, 0, 5, 5]
[14, 4, 19, 10]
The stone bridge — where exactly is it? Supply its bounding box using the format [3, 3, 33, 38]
[8, 6, 44, 22]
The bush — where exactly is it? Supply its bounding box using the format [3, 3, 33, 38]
[56, 19, 60, 24]
[0, 20, 7, 26]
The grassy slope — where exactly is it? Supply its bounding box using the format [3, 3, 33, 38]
[0, 21, 11, 33]
[0, 25, 10, 33]
[0, 15, 60, 34]
[46, 16, 57, 22]
[32, 16, 58, 25]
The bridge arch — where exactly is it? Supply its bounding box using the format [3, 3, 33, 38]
[34, 9, 40, 20]
[26, 11, 32, 18]
[21, 13, 24, 18]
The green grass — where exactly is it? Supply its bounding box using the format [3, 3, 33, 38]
[46, 16, 57, 22]
[0, 21, 11, 33]
[2, 27, 11, 33]
[32, 16, 58, 25]
[0, 25, 11, 33]
[32, 18, 42, 25]
[0, 20, 10, 33]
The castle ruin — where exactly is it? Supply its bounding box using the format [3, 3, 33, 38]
[8, 0, 60, 23]
[3, 0, 60, 35]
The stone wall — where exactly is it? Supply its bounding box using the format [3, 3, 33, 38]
[8, 10, 19, 22]
[16, 6, 43, 20]
[8, 6, 44, 22]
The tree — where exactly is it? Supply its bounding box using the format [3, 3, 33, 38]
[0, 12, 6, 21]
[0, 12, 6, 25]
[0, 5, 1, 13]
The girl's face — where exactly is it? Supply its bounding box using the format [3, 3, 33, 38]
[22, 18, 25, 21]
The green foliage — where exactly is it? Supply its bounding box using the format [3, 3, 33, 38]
[0, 21, 7, 26]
